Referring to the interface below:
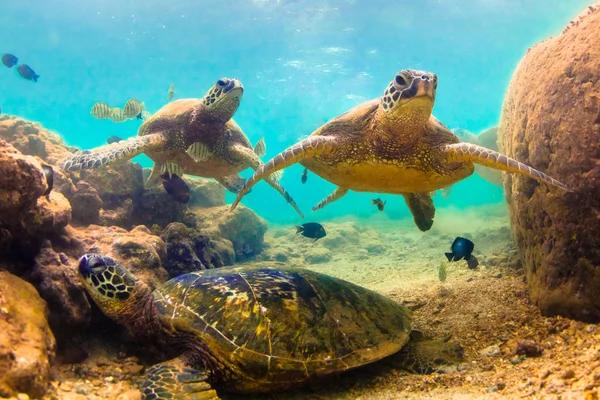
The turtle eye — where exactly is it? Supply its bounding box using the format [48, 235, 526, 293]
[216, 79, 227, 87]
[395, 75, 407, 86]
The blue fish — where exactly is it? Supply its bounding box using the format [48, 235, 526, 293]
[1, 54, 18, 68]
[445, 237, 474, 262]
[16, 64, 39, 82]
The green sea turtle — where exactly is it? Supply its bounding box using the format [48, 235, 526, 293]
[230, 69, 570, 231]
[59, 77, 303, 217]
[77, 253, 464, 399]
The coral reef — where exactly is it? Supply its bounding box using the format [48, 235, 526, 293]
[0, 270, 56, 398]
[498, 4, 600, 322]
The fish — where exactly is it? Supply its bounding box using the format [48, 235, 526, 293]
[1, 54, 18, 68]
[16, 64, 39, 82]
[90, 102, 112, 119]
[140, 110, 152, 121]
[270, 169, 284, 181]
[160, 172, 190, 203]
[441, 187, 452, 199]
[445, 237, 475, 262]
[161, 162, 183, 178]
[167, 83, 175, 101]
[109, 107, 127, 123]
[106, 135, 123, 144]
[371, 198, 386, 211]
[41, 163, 54, 197]
[123, 99, 143, 119]
[301, 168, 308, 184]
[295, 222, 327, 242]
[254, 137, 266, 157]
[186, 142, 211, 162]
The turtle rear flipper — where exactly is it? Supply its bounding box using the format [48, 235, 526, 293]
[443, 142, 571, 191]
[229, 144, 305, 218]
[59, 133, 167, 171]
[142, 358, 220, 400]
[402, 193, 435, 232]
[230, 136, 336, 212]
[390, 330, 464, 374]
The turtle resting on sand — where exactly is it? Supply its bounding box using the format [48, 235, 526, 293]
[230, 69, 570, 231]
[59, 77, 303, 217]
[78, 253, 464, 399]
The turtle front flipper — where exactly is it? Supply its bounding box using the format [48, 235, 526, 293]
[59, 133, 167, 171]
[443, 143, 571, 191]
[142, 358, 220, 400]
[215, 173, 247, 194]
[228, 143, 306, 218]
[401, 193, 435, 232]
[230, 136, 336, 212]
[312, 187, 349, 212]
[390, 330, 464, 374]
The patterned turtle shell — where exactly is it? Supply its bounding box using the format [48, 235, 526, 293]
[152, 265, 412, 390]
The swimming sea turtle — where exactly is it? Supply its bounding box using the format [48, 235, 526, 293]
[59, 77, 303, 217]
[77, 253, 464, 399]
[230, 69, 570, 231]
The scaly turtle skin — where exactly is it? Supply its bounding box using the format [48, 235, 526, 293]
[59, 77, 303, 218]
[77, 254, 464, 399]
[230, 70, 570, 231]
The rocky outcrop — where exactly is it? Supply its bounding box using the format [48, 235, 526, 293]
[195, 205, 268, 261]
[0, 271, 56, 399]
[498, 4, 600, 322]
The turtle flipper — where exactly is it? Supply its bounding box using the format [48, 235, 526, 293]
[142, 358, 220, 400]
[215, 173, 247, 194]
[230, 136, 336, 212]
[443, 143, 571, 191]
[402, 193, 435, 232]
[59, 133, 167, 171]
[228, 144, 305, 218]
[312, 187, 349, 212]
[390, 330, 464, 374]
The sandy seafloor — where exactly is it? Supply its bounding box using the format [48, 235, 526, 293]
[45, 204, 600, 400]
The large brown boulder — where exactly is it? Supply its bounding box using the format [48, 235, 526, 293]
[0, 271, 56, 398]
[498, 4, 600, 322]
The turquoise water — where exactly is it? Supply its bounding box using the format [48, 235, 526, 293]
[0, 0, 590, 224]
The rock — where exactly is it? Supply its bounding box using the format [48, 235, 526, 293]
[195, 205, 267, 261]
[70, 181, 103, 225]
[498, 4, 600, 322]
[0, 140, 47, 229]
[187, 178, 226, 208]
[22, 191, 72, 235]
[0, 271, 56, 398]
[78, 162, 143, 203]
[160, 222, 234, 276]
[128, 187, 190, 229]
[481, 344, 502, 357]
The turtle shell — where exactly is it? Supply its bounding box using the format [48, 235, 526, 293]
[152, 265, 412, 391]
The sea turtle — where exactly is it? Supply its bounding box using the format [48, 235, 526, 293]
[77, 253, 464, 399]
[230, 69, 570, 231]
[59, 77, 303, 218]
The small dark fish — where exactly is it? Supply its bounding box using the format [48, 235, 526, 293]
[295, 222, 326, 242]
[301, 168, 308, 184]
[16, 64, 39, 82]
[160, 172, 190, 203]
[41, 163, 54, 197]
[136, 112, 143, 120]
[371, 198, 386, 211]
[445, 237, 475, 262]
[1, 54, 18, 68]
[106, 135, 123, 144]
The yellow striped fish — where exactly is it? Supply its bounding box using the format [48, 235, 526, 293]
[167, 83, 175, 101]
[141, 110, 152, 121]
[186, 142, 211, 162]
[270, 169, 284, 181]
[253, 137, 266, 157]
[161, 162, 183, 178]
[109, 107, 127, 123]
[90, 102, 111, 119]
[123, 98, 142, 119]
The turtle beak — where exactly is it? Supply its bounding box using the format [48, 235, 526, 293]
[412, 74, 436, 101]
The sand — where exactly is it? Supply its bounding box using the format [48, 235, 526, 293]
[43, 203, 600, 400]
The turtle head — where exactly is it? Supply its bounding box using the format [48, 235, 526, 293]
[77, 254, 152, 328]
[201, 77, 244, 122]
[379, 70, 437, 131]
